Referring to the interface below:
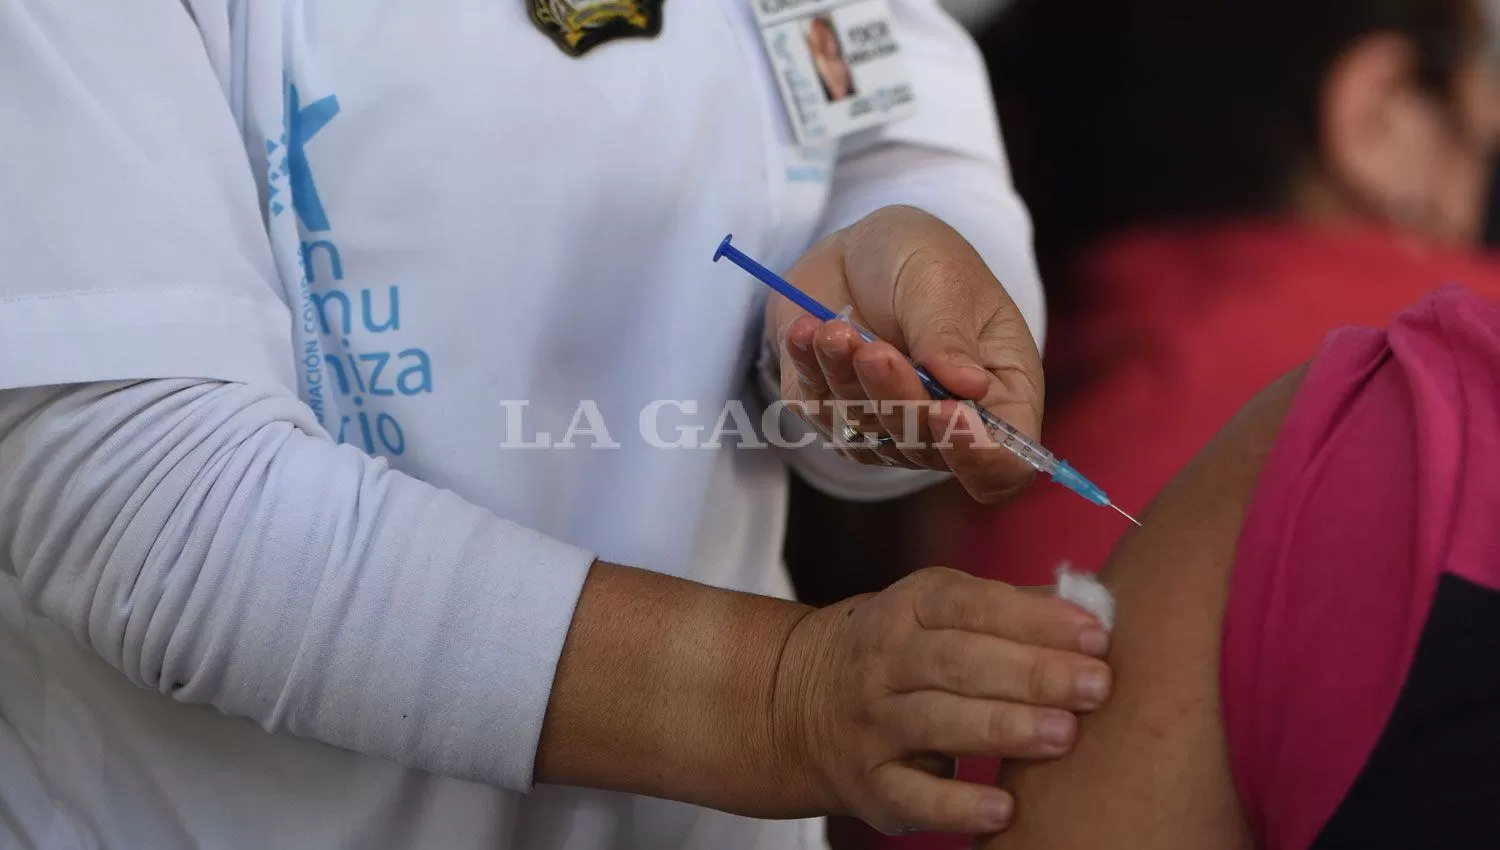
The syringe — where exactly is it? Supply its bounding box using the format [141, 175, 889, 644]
[713, 234, 1141, 526]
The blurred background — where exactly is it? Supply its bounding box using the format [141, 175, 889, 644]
[794, 1, 1500, 848]
[937, 0, 1014, 31]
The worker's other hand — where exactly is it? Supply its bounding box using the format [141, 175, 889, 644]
[773, 567, 1112, 835]
[767, 205, 1043, 504]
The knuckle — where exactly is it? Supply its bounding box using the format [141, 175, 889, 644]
[985, 703, 1034, 750]
[927, 565, 966, 582]
[882, 791, 923, 830]
[1026, 654, 1064, 703]
[934, 591, 977, 631]
[907, 565, 958, 596]
[957, 579, 1012, 626]
[905, 567, 966, 628]
[932, 635, 971, 690]
[984, 703, 1018, 748]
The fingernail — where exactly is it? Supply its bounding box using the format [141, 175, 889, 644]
[790, 333, 812, 354]
[1079, 628, 1110, 657]
[1076, 669, 1111, 707]
[1039, 713, 1075, 748]
[980, 796, 1013, 829]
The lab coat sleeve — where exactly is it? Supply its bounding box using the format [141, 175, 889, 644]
[0, 379, 594, 791]
[777, 1, 1045, 501]
[0, 0, 294, 391]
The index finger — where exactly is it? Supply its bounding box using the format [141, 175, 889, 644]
[912, 571, 1110, 658]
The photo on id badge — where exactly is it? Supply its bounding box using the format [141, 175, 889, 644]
[754, 0, 917, 145]
[806, 16, 855, 102]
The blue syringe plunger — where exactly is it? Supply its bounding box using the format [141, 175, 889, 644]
[714, 234, 837, 322]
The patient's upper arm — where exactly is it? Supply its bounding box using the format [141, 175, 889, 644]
[984, 367, 1306, 850]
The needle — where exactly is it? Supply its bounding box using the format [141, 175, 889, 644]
[1111, 503, 1142, 527]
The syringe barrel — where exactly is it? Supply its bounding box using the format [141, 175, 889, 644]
[846, 317, 1058, 475]
[973, 405, 1054, 473]
[974, 403, 1111, 506]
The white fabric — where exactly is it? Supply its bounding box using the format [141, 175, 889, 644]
[0, 0, 1041, 848]
[0, 379, 595, 846]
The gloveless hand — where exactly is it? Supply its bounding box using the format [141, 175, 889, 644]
[768, 205, 1044, 504]
[771, 567, 1112, 835]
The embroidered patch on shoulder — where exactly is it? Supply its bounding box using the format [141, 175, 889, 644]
[528, 0, 665, 57]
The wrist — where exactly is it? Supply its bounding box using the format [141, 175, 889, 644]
[769, 595, 864, 816]
[539, 562, 818, 815]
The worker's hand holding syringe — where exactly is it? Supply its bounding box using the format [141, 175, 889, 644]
[720, 205, 1137, 522]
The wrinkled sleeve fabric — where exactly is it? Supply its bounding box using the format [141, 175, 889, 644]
[0, 379, 595, 791]
[779, 0, 1044, 501]
[0, 1, 594, 791]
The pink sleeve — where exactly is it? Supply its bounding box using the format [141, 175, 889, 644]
[1221, 285, 1500, 850]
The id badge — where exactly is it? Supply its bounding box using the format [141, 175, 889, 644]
[751, 0, 917, 145]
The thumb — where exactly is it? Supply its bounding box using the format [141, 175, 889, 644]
[897, 257, 1043, 442]
[904, 302, 993, 403]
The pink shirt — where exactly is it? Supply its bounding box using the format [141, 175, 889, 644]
[1223, 285, 1500, 849]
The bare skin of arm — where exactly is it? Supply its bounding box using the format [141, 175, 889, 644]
[538, 559, 1113, 835]
[982, 367, 1308, 850]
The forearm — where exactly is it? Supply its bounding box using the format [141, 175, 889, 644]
[0, 379, 593, 790]
[537, 561, 822, 817]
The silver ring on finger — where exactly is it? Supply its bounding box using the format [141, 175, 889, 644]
[839, 420, 894, 449]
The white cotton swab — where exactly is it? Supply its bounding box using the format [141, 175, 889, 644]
[1055, 563, 1115, 632]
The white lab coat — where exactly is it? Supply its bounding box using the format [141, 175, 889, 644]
[0, 0, 1041, 847]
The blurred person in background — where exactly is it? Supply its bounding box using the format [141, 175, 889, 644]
[967, 0, 1500, 585]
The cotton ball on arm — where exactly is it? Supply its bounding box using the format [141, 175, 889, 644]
[1055, 564, 1115, 631]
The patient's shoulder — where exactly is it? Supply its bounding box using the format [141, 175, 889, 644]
[984, 366, 1305, 850]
